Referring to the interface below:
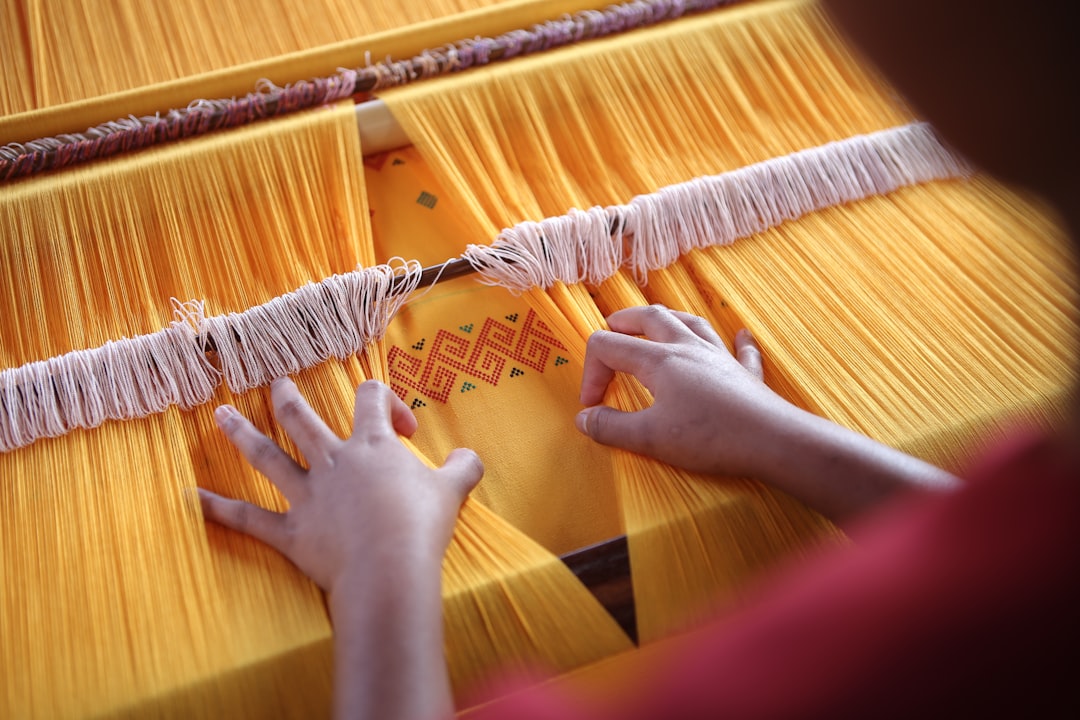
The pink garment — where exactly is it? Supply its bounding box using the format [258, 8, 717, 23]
[470, 429, 1080, 718]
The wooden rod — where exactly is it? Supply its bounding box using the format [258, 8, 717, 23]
[560, 534, 636, 643]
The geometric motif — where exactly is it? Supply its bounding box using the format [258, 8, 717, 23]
[388, 308, 568, 404]
[363, 151, 392, 171]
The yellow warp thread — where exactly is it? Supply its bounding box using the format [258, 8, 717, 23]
[381, 0, 912, 238]
[645, 183, 1077, 472]
[0, 100, 632, 715]
[0, 107, 369, 365]
[440, 497, 633, 703]
[379, 0, 1077, 645]
[0, 0, 509, 114]
[378, 0, 892, 642]
[3, 0, 1077, 714]
[0, 104, 366, 718]
[525, 280, 841, 642]
[0, 0, 634, 147]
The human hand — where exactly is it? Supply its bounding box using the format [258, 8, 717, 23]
[198, 378, 483, 598]
[577, 306, 960, 522]
[576, 305, 802, 480]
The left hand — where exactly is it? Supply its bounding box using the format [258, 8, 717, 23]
[198, 378, 484, 598]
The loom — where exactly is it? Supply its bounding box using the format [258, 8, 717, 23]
[1, 0, 1076, 716]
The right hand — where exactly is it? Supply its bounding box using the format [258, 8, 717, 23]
[576, 305, 805, 479]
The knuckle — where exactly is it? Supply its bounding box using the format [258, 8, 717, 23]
[585, 333, 617, 363]
[685, 315, 711, 334]
[654, 344, 680, 366]
[218, 412, 241, 434]
[275, 397, 305, 419]
[249, 436, 282, 466]
[587, 329, 611, 347]
[587, 407, 608, 439]
[228, 500, 252, 532]
[278, 517, 299, 554]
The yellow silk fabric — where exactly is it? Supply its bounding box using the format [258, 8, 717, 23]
[2, 0, 1077, 715]
[364, 146, 622, 555]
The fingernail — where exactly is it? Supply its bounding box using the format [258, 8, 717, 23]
[737, 328, 754, 342]
[575, 409, 590, 435]
[214, 405, 236, 427]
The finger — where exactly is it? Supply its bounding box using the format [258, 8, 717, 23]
[668, 310, 726, 349]
[575, 405, 654, 455]
[439, 448, 485, 503]
[389, 391, 418, 438]
[580, 330, 656, 406]
[198, 488, 291, 555]
[735, 329, 764, 382]
[605, 304, 689, 343]
[215, 405, 306, 499]
[351, 380, 397, 441]
[270, 377, 341, 464]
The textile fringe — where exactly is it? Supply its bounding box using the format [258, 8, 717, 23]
[201, 261, 422, 393]
[0, 125, 962, 452]
[0, 0, 739, 182]
[0, 317, 218, 453]
[464, 123, 969, 290]
[0, 261, 422, 452]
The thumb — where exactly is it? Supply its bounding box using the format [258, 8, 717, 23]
[440, 448, 484, 502]
[575, 405, 648, 452]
